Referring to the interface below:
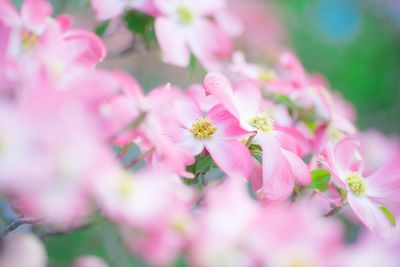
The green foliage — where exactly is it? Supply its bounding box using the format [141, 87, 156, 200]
[306, 169, 331, 192]
[124, 10, 156, 46]
[249, 144, 262, 164]
[95, 20, 110, 37]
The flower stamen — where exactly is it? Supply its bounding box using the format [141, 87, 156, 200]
[346, 172, 366, 196]
[249, 112, 274, 133]
[190, 118, 217, 139]
[177, 6, 194, 25]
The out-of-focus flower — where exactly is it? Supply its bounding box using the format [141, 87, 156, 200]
[95, 167, 193, 266]
[323, 137, 400, 237]
[154, 0, 234, 68]
[358, 130, 400, 175]
[0, 233, 47, 267]
[188, 177, 343, 267]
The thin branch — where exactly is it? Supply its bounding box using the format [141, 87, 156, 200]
[1, 217, 41, 237]
[324, 206, 343, 217]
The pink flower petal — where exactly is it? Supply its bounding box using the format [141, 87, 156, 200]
[168, 127, 204, 156]
[0, 0, 20, 27]
[282, 149, 311, 186]
[347, 194, 395, 238]
[173, 96, 202, 129]
[205, 139, 253, 179]
[206, 104, 250, 139]
[91, 0, 126, 20]
[233, 81, 262, 119]
[155, 17, 190, 67]
[366, 157, 400, 203]
[203, 72, 239, 118]
[189, 0, 225, 16]
[257, 132, 295, 203]
[21, 0, 52, 32]
[62, 30, 107, 67]
[187, 19, 233, 69]
[334, 137, 361, 174]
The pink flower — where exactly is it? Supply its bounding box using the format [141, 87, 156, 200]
[154, 0, 233, 68]
[168, 93, 253, 179]
[204, 72, 311, 203]
[95, 167, 193, 266]
[0, 0, 52, 34]
[323, 137, 400, 238]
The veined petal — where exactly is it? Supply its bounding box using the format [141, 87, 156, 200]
[334, 137, 361, 174]
[205, 139, 253, 179]
[206, 104, 250, 139]
[365, 157, 400, 203]
[155, 17, 190, 67]
[62, 29, 107, 67]
[173, 96, 202, 129]
[233, 81, 262, 119]
[168, 127, 204, 156]
[347, 194, 395, 238]
[282, 149, 311, 186]
[203, 72, 240, 118]
[257, 132, 295, 203]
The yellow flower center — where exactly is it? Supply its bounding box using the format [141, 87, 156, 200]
[177, 6, 194, 25]
[190, 118, 217, 139]
[249, 112, 274, 133]
[346, 172, 366, 196]
[21, 30, 39, 50]
[258, 69, 276, 82]
[117, 175, 134, 197]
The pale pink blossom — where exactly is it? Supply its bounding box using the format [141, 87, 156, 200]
[204, 72, 311, 203]
[154, 0, 233, 68]
[167, 93, 253, 179]
[323, 137, 400, 238]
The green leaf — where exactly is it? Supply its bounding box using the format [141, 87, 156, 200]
[380, 206, 396, 226]
[124, 10, 156, 45]
[195, 155, 213, 174]
[250, 144, 262, 164]
[306, 169, 331, 192]
[95, 20, 110, 37]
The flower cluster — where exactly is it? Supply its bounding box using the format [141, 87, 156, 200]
[0, 0, 399, 266]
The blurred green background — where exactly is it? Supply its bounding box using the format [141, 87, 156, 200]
[276, 0, 400, 134]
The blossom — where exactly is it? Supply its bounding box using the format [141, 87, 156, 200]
[204, 72, 311, 203]
[323, 137, 400, 238]
[154, 0, 233, 68]
[168, 93, 253, 179]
